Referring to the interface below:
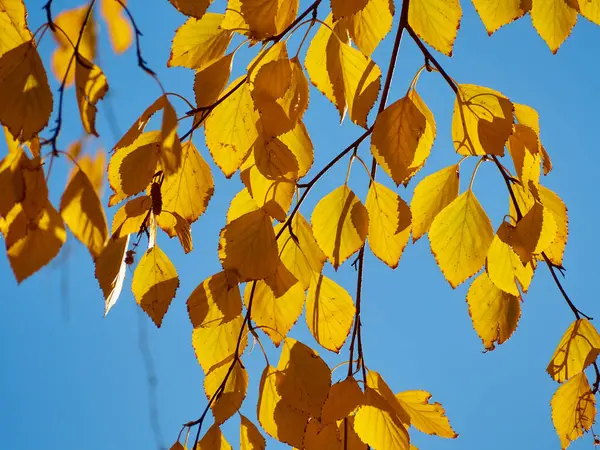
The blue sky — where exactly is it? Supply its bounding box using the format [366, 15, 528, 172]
[1, 1, 600, 449]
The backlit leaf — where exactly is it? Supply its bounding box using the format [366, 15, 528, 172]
[95, 235, 129, 315]
[312, 185, 369, 269]
[168, 0, 212, 18]
[322, 377, 363, 424]
[111, 196, 151, 238]
[276, 338, 331, 418]
[512, 201, 557, 264]
[227, 188, 259, 223]
[74, 57, 108, 136]
[531, 0, 578, 53]
[219, 209, 279, 281]
[507, 124, 541, 189]
[337, 0, 394, 56]
[366, 181, 412, 268]
[0, 41, 53, 142]
[547, 319, 600, 383]
[197, 424, 232, 450]
[194, 52, 233, 108]
[538, 186, 568, 266]
[99, 0, 133, 53]
[471, 0, 530, 34]
[257, 365, 308, 447]
[187, 271, 242, 328]
[306, 273, 355, 353]
[0, 0, 32, 57]
[305, 14, 382, 127]
[331, 0, 368, 20]
[240, 415, 266, 450]
[551, 372, 595, 449]
[304, 419, 341, 450]
[238, 0, 298, 39]
[205, 77, 259, 177]
[429, 190, 494, 288]
[192, 314, 247, 374]
[409, 0, 462, 55]
[410, 164, 459, 242]
[452, 84, 513, 156]
[168, 13, 233, 70]
[60, 168, 108, 258]
[396, 390, 458, 438]
[204, 359, 248, 424]
[371, 90, 436, 185]
[132, 245, 180, 327]
[51, 5, 96, 85]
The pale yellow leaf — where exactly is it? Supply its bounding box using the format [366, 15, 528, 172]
[192, 314, 247, 374]
[306, 273, 355, 353]
[132, 245, 179, 327]
[311, 185, 369, 269]
[396, 390, 457, 438]
[409, 0, 462, 55]
[429, 190, 494, 288]
[410, 164, 459, 242]
[547, 319, 600, 383]
[551, 372, 595, 449]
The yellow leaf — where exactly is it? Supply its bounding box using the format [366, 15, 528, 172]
[131, 245, 180, 327]
[514, 102, 541, 137]
[0, 41, 53, 142]
[94, 235, 130, 315]
[238, 0, 298, 39]
[74, 57, 108, 137]
[170, 442, 186, 450]
[227, 188, 259, 223]
[409, 0, 462, 56]
[257, 365, 309, 447]
[410, 164, 459, 242]
[366, 182, 411, 268]
[366, 371, 411, 424]
[168, 13, 233, 70]
[429, 190, 494, 288]
[277, 121, 314, 179]
[99, 0, 133, 53]
[452, 84, 513, 156]
[51, 6, 96, 85]
[194, 52, 233, 108]
[0, 0, 32, 57]
[547, 319, 600, 383]
[305, 14, 381, 127]
[337, 0, 394, 56]
[204, 359, 247, 424]
[339, 416, 368, 450]
[306, 273, 355, 353]
[197, 424, 232, 450]
[512, 201, 557, 264]
[471, 0, 530, 34]
[531, 0, 578, 53]
[161, 212, 193, 254]
[60, 168, 108, 258]
[114, 95, 166, 151]
[276, 338, 331, 418]
[311, 185, 369, 269]
[331, 0, 368, 20]
[371, 90, 436, 185]
[551, 372, 595, 450]
[161, 140, 214, 223]
[108, 131, 161, 206]
[245, 277, 305, 346]
[168, 0, 212, 18]
[192, 314, 247, 374]
[577, 0, 600, 25]
[240, 415, 266, 450]
[205, 76, 259, 177]
[111, 196, 151, 237]
[6, 202, 66, 283]
[275, 213, 326, 290]
[354, 387, 410, 450]
[396, 390, 458, 438]
[219, 209, 280, 281]
[485, 222, 534, 296]
[187, 271, 242, 328]
[322, 377, 363, 424]
[71, 149, 106, 195]
[538, 186, 568, 266]
[304, 419, 341, 450]
[0, 141, 25, 217]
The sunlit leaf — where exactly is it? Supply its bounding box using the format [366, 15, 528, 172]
[168, 0, 212, 18]
[187, 271, 242, 328]
[74, 57, 108, 137]
[192, 314, 247, 374]
[409, 0, 462, 55]
[99, 0, 133, 53]
[194, 52, 233, 108]
[197, 424, 233, 450]
[512, 201, 557, 264]
[240, 415, 266, 450]
[0, 0, 32, 58]
[111, 195, 151, 238]
[531, 0, 578, 53]
[95, 235, 129, 316]
[322, 377, 363, 424]
[227, 188, 259, 223]
[204, 359, 248, 424]
[238, 0, 298, 39]
[471, 0, 530, 34]
[337, 0, 394, 56]
[538, 186, 568, 266]
[396, 390, 458, 438]
[304, 419, 341, 449]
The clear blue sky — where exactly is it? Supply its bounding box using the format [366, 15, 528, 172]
[2, 1, 600, 449]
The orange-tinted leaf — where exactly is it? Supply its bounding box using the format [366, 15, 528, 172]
[187, 271, 242, 328]
[240, 415, 266, 450]
[192, 314, 247, 373]
[168, 0, 212, 18]
[204, 359, 247, 424]
[197, 424, 232, 450]
[95, 235, 129, 315]
[99, 0, 133, 53]
[322, 377, 363, 424]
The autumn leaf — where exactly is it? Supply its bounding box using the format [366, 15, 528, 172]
[240, 415, 266, 450]
[305, 14, 381, 128]
[551, 372, 595, 449]
[187, 271, 241, 328]
[531, 0, 578, 53]
[111, 196, 151, 238]
[311, 185, 369, 270]
[410, 164, 459, 242]
[0, 41, 53, 142]
[452, 84, 514, 156]
[227, 188, 259, 223]
[74, 57, 108, 137]
[371, 90, 436, 185]
[192, 314, 247, 374]
[366, 181, 412, 268]
[336, 0, 394, 56]
[95, 235, 130, 315]
[512, 201, 558, 264]
[196, 424, 233, 450]
[321, 377, 363, 424]
[0, 0, 33, 58]
[471, 0, 530, 35]
[132, 245, 180, 327]
[408, 0, 462, 56]
[331, 0, 368, 20]
[204, 359, 247, 424]
[194, 52, 233, 108]
[429, 190, 494, 288]
[99, 0, 133, 54]
[304, 419, 341, 449]
[547, 319, 600, 383]
[168, 0, 212, 18]
[396, 390, 458, 438]
[237, 0, 298, 39]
